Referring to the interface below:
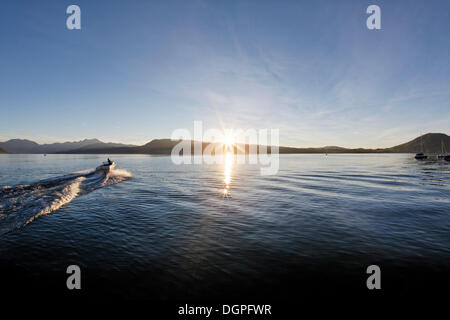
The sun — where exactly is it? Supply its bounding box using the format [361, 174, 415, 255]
[222, 131, 235, 147]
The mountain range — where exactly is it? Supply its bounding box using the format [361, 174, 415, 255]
[0, 139, 133, 154]
[0, 133, 448, 155]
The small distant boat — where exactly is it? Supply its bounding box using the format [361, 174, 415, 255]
[96, 159, 116, 172]
[415, 153, 427, 160]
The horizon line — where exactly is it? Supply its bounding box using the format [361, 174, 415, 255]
[1, 132, 449, 150]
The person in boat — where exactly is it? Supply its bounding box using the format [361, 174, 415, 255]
[107, 158, 112, 165]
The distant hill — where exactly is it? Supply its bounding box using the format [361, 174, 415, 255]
[0, 147, 7, 154]
[387, 133, 450, 154]
[277, 146, 382, 154]
[0, 139, 41, 153]
[1, 133, 448, 154]
[0, 138, 135, 154]
[64, 139, 194, 154]
[38, 139, 103, 153]
[65, 141, 139, 153]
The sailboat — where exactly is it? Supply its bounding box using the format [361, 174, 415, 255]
[437, 140, 448, 159]
[414, 135, 427, 160]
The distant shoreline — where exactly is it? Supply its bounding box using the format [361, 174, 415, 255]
[0, 152, 442, 156]
[0, 133, 448, 155]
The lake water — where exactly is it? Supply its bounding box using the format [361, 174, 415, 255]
[0, 154, 449, 299]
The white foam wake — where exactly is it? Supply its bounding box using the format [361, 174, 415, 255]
[102, 169, 133, 187]
[24, 176, 85, 225]
[0, 168, 132, 235]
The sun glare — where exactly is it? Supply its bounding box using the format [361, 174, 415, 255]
[222, 131, 235, 147]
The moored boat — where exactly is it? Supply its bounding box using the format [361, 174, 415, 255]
[415, 135, 427, 160]
[414, 153, 427, 160]
[438, 140, 448, 160]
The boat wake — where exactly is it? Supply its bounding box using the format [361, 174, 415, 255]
[0, 168, 132, 235]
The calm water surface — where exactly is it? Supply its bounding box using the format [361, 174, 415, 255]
[0, 154, 449, 299]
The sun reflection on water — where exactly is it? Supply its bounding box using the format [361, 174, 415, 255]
[223, 151, 233, 198]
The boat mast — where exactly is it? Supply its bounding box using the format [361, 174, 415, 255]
[420, 134, 424, 153]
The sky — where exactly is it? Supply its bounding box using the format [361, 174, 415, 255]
[0, 0, 449, 148]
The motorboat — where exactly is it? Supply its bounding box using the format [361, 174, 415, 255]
[96, 160, 116, 172]
[414, 153, 427, 160]
[445, 155, 450, 162]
